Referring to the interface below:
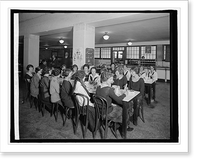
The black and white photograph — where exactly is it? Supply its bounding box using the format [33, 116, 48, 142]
[0, 0, 189, 154]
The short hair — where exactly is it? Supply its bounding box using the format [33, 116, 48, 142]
[115, 65, 124, 75]
[150, 66, 156, 71]
[52, 67, 61, 76]
[130, 66, 140, 75]
[41, 59, 47, 63]
[100, 71, 113, 82]
[42, 67, 50, 75]
[62, 69, 71, 77]
[71, 64, 78, 70]
[73, 70, 86, 80]
[83, 64, 89, 70]
[26, 64, 34, 71]
[35, 66, 42, 73]
[90, 67, 96, 72]
[61, 64, 66, 68]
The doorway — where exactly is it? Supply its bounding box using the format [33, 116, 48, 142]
[112, 47, 125, 64]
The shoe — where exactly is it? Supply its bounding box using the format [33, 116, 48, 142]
[127, 126, 134, 131]
[154, 100, 158, 104]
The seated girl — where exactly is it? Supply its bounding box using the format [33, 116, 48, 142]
[113, 65, 127, 89]
[60, 69, 75, 109]
[82, 64, 90, 82]
[68, 64, 78, 79]
[96, 71, 133, 131]
[40, 67, 52, 110]
[88, 67, 100, 85]
[30, 66, 42, 99]
[73, 70, 95, 131]
[50, 67, 63, 107]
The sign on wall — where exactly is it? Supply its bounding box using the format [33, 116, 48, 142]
[73, 47, 83, 68]
[85, 48, 94, 66]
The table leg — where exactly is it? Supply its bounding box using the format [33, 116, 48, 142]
[148, 85, 152, 105]
[122, 101, 129, 139]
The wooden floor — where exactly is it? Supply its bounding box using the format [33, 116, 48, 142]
[18, 82, 170, 140]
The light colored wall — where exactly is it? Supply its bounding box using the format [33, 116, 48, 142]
[24, 34, 39, 72]
[73, 23, 95, 69]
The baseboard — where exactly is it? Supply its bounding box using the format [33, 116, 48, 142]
[157, 79, 170, 83]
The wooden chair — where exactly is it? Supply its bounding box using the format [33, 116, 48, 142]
[30, 95, 39, 111]
[22, 78, 31, 104]
[133, 97, 145, 125]
[62, 106, 74, 126]
[72, 93, 90, 139]
[93, 95, 118, 139]
[51, 101, 63, 122]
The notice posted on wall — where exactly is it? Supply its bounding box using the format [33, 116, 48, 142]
[85, 48, 94, 66]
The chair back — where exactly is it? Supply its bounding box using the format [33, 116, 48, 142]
[72, 93, 89, 115]
[93, 95, 108, 120]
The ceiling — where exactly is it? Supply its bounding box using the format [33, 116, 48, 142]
[19, 13, 170, 49]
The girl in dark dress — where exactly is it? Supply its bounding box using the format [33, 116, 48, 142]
[22, 64, 34, 104]
[82, 64, 90, 82]
[129, 66, 145, 125]
[40, 67, 52, 110]
[96, 71, 133, 131]
[113, 65, 127, 89]
[109, 63, 116, 74]
[60, 69, 74, 109]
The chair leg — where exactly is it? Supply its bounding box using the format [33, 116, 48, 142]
[63, 107, 69, 126]
[84, 113, 89, 139]
[139, 105, 145, 123]
[114, 122, 118, 139]
[51, 104, 54, 117]
[74, 108, 80, 135]
[33, 97, 38, 111]
[93, 119, 99, 139]
[30, 96, 34, 108]
[41, 103, 44, 117]
[55, 103, 59, 122]
[104, 118, 108, 139]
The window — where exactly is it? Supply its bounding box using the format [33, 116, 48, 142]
[141, 46, 156, 59]
[101, 48, 111, 58]
[127, 47, 140, 59]
[94, 48, 100, 58]
[163, 45, 170, 61]
[113, 47, 124, 51]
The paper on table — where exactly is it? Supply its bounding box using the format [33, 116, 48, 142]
[123, 91, 140, 102]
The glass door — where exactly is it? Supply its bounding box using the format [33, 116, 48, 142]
[112, 47, 125, 64]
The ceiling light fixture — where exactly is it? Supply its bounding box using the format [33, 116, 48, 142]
[103, 32, 109, 40]
[127, 41, 133, 46]
[64, 45, 67, 49]
[59, 39, 64, 44]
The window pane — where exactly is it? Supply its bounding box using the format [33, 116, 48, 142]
[94, 48, 100, 58]
[127, 46, 140, 59]
[101, 48, 111, 58]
